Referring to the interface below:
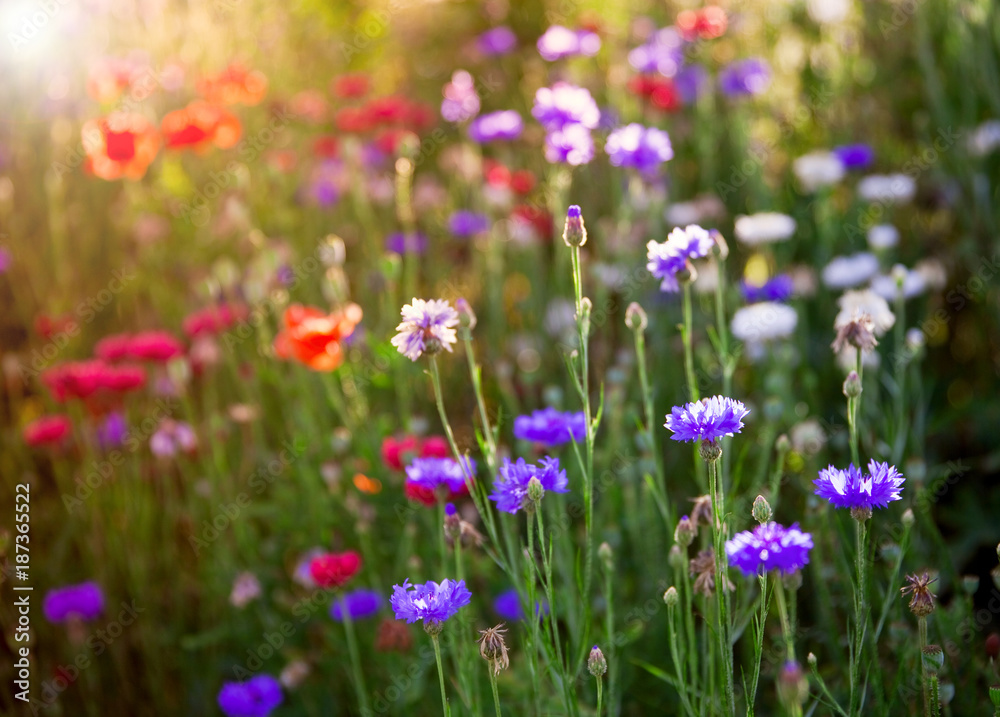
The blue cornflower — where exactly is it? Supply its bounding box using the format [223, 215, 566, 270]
[665, 396, 750, 443]
[217, 675, 283, 717]
[605, 124, 674, 177]
[391, 298, 459, 361]
[448, 210, 491, 238]
[544, 123, 595, 166]
[537, 25, 601, 61]
[390, 578, 472, 624]
[386, 231, 428, 255]
[477, 26, 517, 56]
[833, 144, 875, 170]
[405, 456, 477, 495]
[43, 581, 104, 623]
[493, 587, 548, 621]
[513, 408, 586, 446]
[627, 27, 683, 76]
[719, 58, 771, 97]
[741, 275, 793, 303]
[675, 63, 708, 104]
[814, 460, 905, 511]
[468, 110, 523, 143]
[532, 83, 600, 131]
[330, 589, 383, 621]
[646, 224, 714, 292]
[490, 456, 569, 514]
[726, 522, 814, 576]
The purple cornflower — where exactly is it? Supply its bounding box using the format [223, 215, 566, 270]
[391, 299, 459, 361]
[741, 275, 794, 303]
[468, 110, 523, 143]
[96, 411, 127, 450]
[330, 589, 384, 621]
[628, 27, 683, 76]
[605, 123, 674, 176]
[814, 460, 905, 511]
[149, 419, 197, 457]
[306, 159, 344, 207]
[646, 224, 714, 292]
[833, 144, 875, 170]
[532, 83, 600, 131]
[490, 456, 569, 514]
[448, 210, 491, 238]
[726, 522, 814, 576]
[537, 25, 601, 61]
[719, 58, 771, 97]
[477, 26, 517, 56]
[675, 64, 708, 104]
[386, 231, 429, 254]
[513, 408, 586, 446]
[390, 578, 472, 624]
[405, 456, 477, 495]
[441, 70, 480, 123]
[665, 396, 750, 443]
[544, 124, 595, 166]
[217, 675, 283, 717]
[43, 581, 104, 622]
[493, 588, 547, 621]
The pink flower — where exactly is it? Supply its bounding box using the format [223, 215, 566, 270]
[24, 414, 72, 447]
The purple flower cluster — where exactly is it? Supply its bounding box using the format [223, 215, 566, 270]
[386, 231, 429, 255]
[665, 396, 750, 443]
[814, 460, 905, 510]
[96, 411, 127, 450]
[533, 83, 599, 167]
[391, 298, 459, 361]
[719, 58, 771, 97]
[726, 522, 814, 576]
[513, 407, 586, 446]
[405, 456, 476, 494]
[477, 26, 517, 56]
[490, 456, 569, 514]
[646, 224, 714, 292]
[440, 70, 480, 123]
[330, 588, 383, 621]
[537, 25, 601, 61]
[448, 210, 490, 238]
[833, 144, 875, 170]
[390, 578, 471, 624]
[217, 675, 283, 717]
[741, 275, 794, 303]
[605, 124, 674, 176]
[468, 110, 523, 143]
[43, 581, 104, 622]
[628, 27, 684, 76]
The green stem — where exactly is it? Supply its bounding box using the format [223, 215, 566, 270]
[682, 283, 700, 403]
[341, 596, 371, 716]
[596, 675, 603, 717]
[851, 518, 869, 714]
[708, 456, 735, 716]
[633, 322, 669, 521]
[919, 617, 931, 717]
[432, 634, 450, 717]
[775, 578, 796, 663]
[488, 668, 502, 717]
[668, 603, 698, 717]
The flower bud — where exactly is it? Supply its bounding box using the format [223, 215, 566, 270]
[807, 652, 817, 669]
[598, 542, 614, 571]
[843, 370, 862, 399]
[921, 644, 944, 675]
[625, 302, 648, 332]
[526, 476, 544, 506]
[902, 508, 915, 527]
[962, 574, 979, 595]
[669, 544, 685, 572]
[777, 661, 808, 709]
[992, 565, 1000, 592]
[698, 439, 722, 463]
[989, 684, 1000, 710]
[444, 503, 462, 541]
[775, 433, 791, 454]
[752, 495, 772, 524]
[456, 298, 477, 332]
[579, 296, 592, 334]
[588, 645, 607, 677]
[782, 570, 803, 592]
[674, 515, 697, 548]
[710, 229, 729, 261]
[663, 586, 679, 607]
[280, 660, 311, 689]
[563, 205, 587, 247]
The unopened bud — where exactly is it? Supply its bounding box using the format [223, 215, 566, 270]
[563, 205, 587, 247]
[669, 544, 686, 570]
[752, 495, 772, 524]
[674, 515, 697, 548]
[775, 434, 791, 454]
[579, 296, 592, 334]
[663, 586, 679, 607]
[525, 476, 544, 510]
[444, 503, 462, 540]
[807, 652, 817, 668]
[777, 661, 808, 708]
[598, 542, 614, 571]
[456, 298, 477, 332]
[843, 370, 862, 399]
[902, 508, 915, 527]
[588, 645, 607, 677]
[710, 229, 729, 261]
[699, 439, 722, 463]
[625, 302, 648, 332]
[921, 644, 944, 675]
[989, 684, 1000, 709]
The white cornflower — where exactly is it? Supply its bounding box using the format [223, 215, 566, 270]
[391, 298, 460, 361]
[870, 265, 927, 301]
[867, 224, 900, 250]
[857, 173, 916, 204]
[734, 212, 797, 246]
[731, 302, 798, 343]
[821, 252, 880, 289]
[792, 151, 845, 192]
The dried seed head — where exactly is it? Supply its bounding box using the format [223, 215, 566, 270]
[689, 495, 713, 527]
[478, 624, 510, 676]
[691, 548, 733, 596]
[832, 312, 879, 353]
[901, 571, 937, 618]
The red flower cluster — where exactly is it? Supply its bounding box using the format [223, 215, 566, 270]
[96, 331, 184, 363]
[196, 63, 268, 106]
[41, 361, 146, 402]
[381, 434, 449, 470]
[676, 7, 727, 41]
[182, 303, 249, 337]
[82, 112, 161, 181]
[274, 304, 363, 372]
[510, 205, 554, 242]
[484, 160, 537, 195]
[331, 73, 370, 99]
[627, 75, 681, 112]
[334, 96, 435, 135]
[161, 102, 242, 152]
[309, 551, 362, 588]
[23, 414, 73, 447]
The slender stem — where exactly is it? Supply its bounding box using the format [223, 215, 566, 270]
[463, 333, 499, 472]
[536, 508, 566, 672]
[851, 518, 869, 714]
[775, 578, 796, 663]
[667, 603, 698, 717]
[682, 283, 700, 402]
[633, 323, 669, 521]
[707, 456, 735, 716]
[341, 597, 371, 716]
[488, 669, 502, 717]
[808, 659, 850, 717]
[747, 573, 770, 712]
[432, 634, 450, 717]
[596, 675, 604, 717]
[919, 617, 931, 717]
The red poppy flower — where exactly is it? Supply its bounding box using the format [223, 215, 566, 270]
[196, 63, 268, 106]
[274, 304, 362, 372]
[23, 414, 73, 447]
[677, 7, 727, 41]
[161, 102, 241, 152]
[309, 551, 362, 588]
[82, 112, 160, 181]
[381, 434, 450, 470]
[332, 73, 370, 99]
